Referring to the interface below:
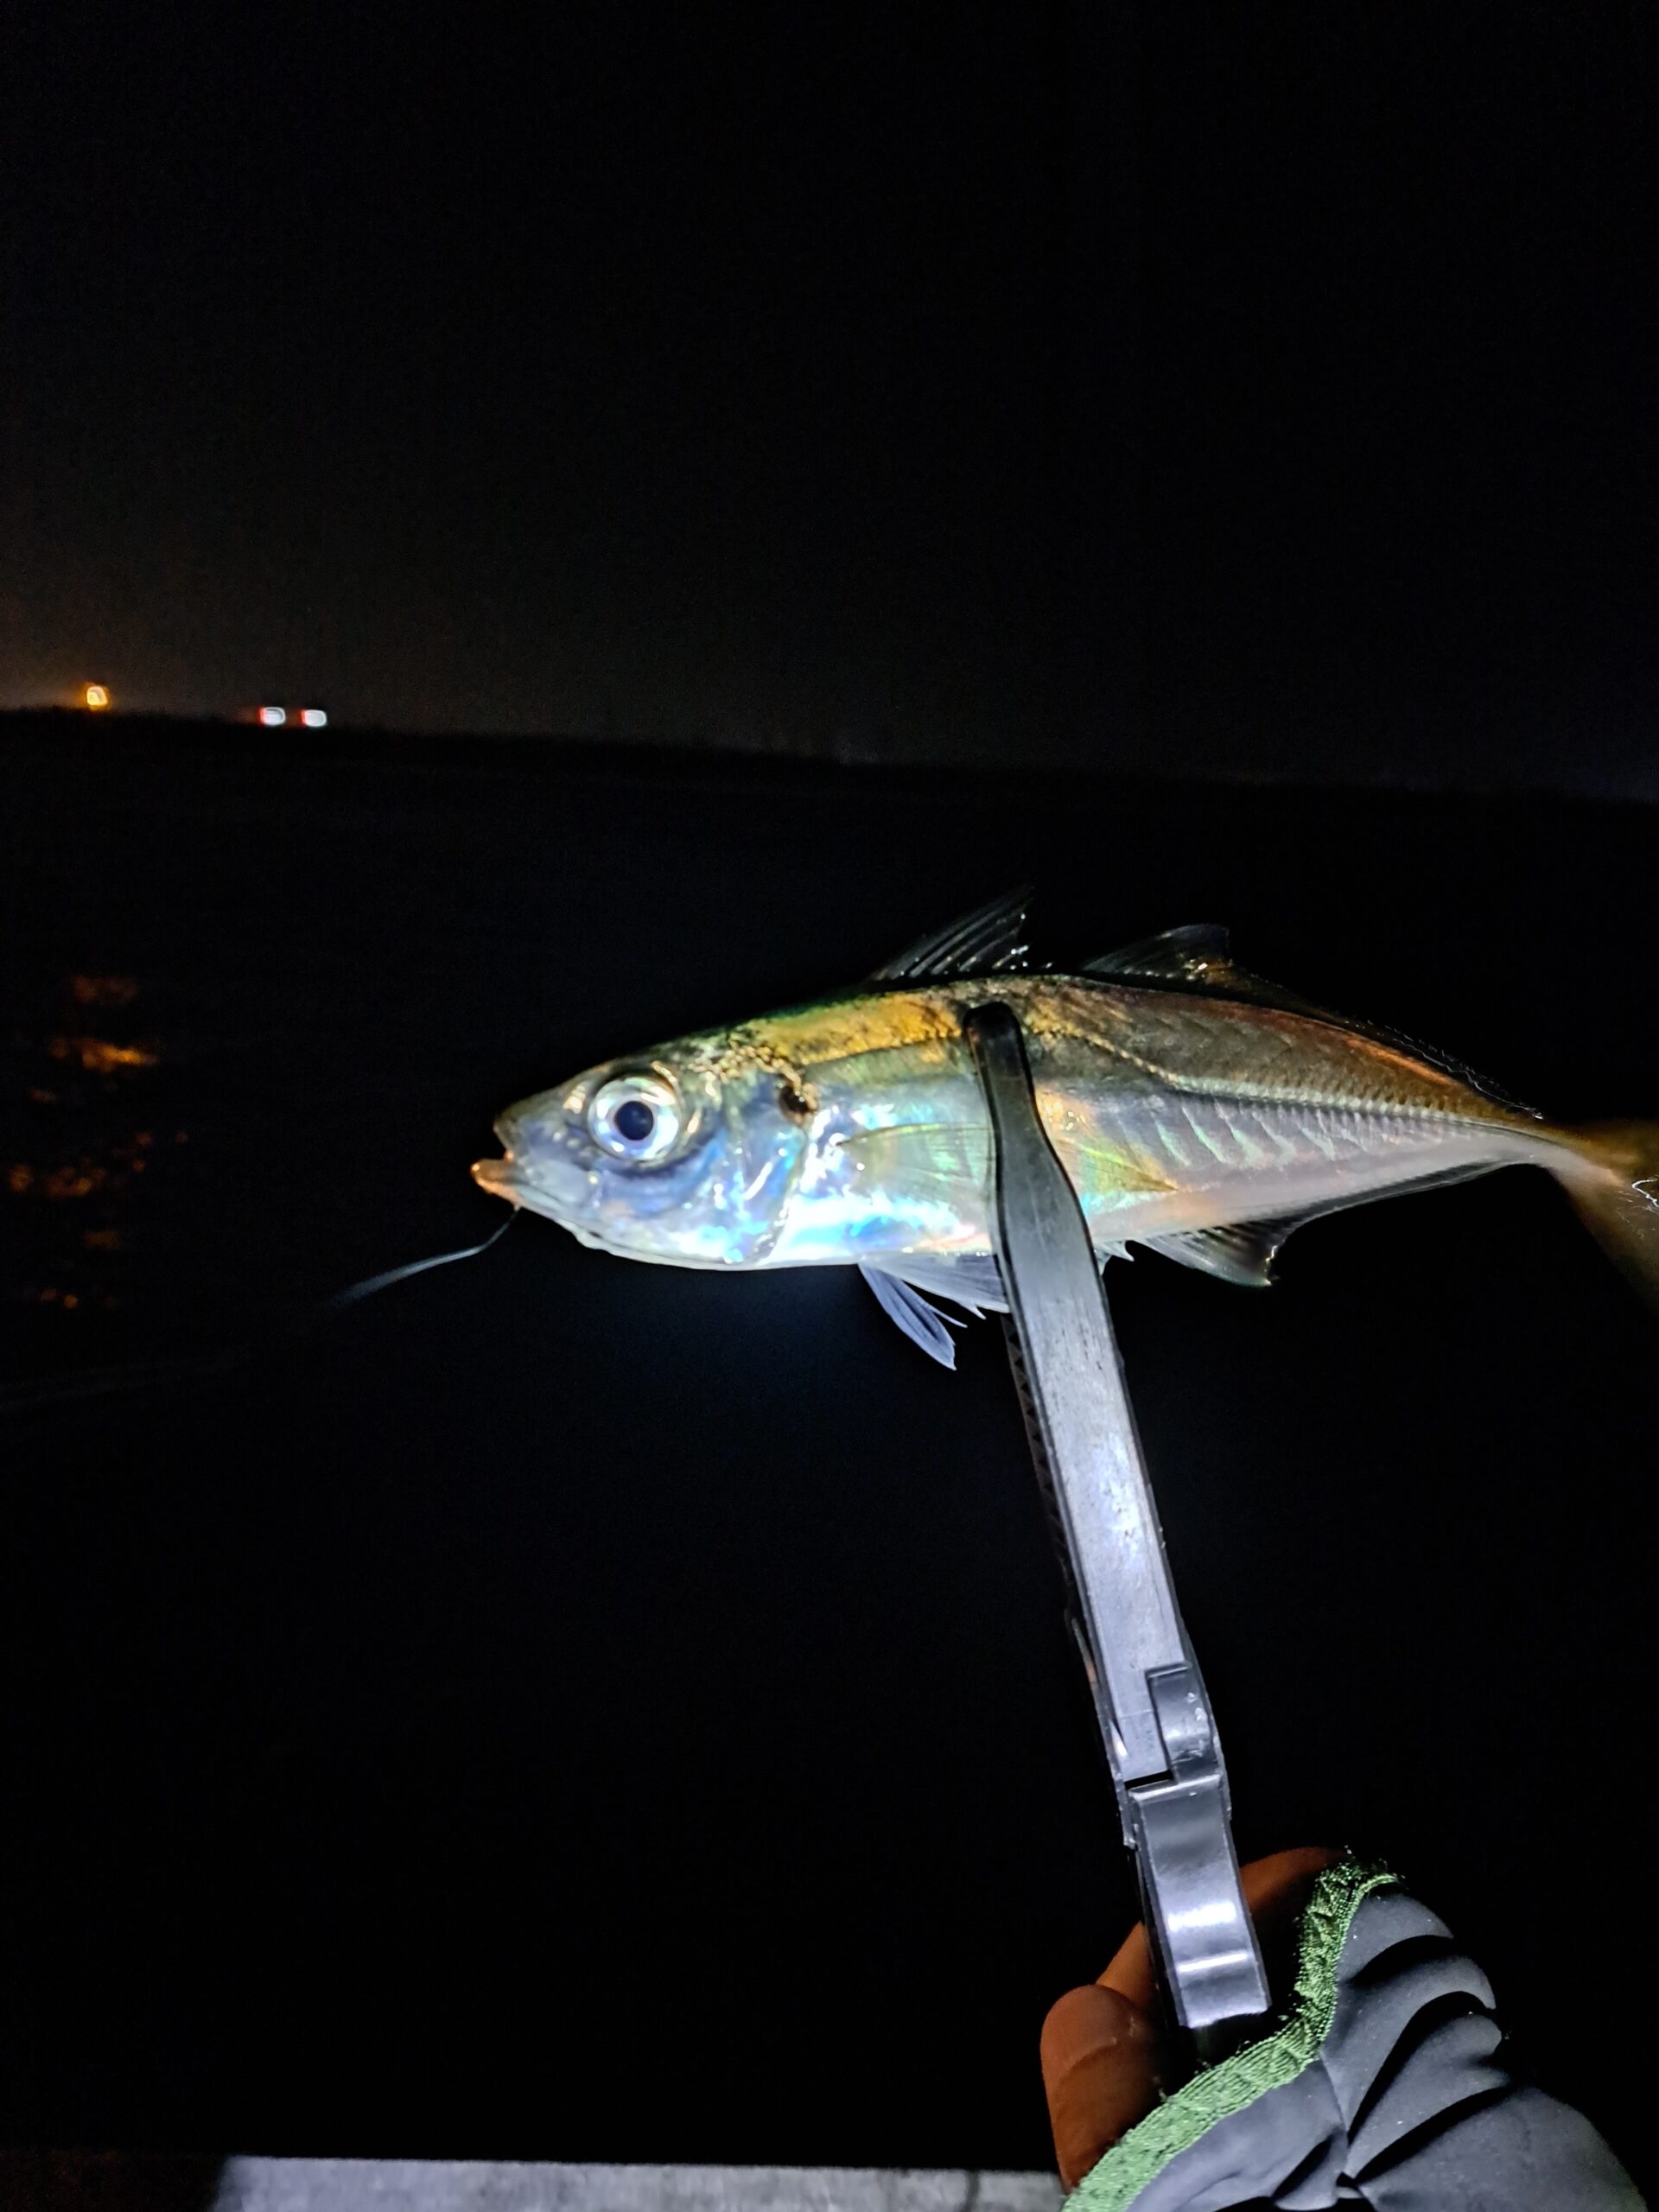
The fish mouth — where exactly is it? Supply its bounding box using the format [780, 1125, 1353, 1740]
[471, 1139, 596, 1225]
[474, 1113, 537, 1205]
[471, 1154, 524, 1204]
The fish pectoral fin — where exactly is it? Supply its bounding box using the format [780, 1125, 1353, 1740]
[1141, 1217, 1305, 1287]
[870, 887, 1034, 985]
[859, 1263, 965, 1367]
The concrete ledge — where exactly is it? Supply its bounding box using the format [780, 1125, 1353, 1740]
[0, 2157, 1062, 2212]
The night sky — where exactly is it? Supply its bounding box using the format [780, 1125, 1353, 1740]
[6, 4, 1655, 791]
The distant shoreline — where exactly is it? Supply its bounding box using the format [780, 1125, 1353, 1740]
[3, 706, 1653, 815]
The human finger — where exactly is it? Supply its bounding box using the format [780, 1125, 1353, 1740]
[1039, 1980, 1167, 2190]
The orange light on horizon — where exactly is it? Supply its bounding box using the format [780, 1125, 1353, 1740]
[84, 683, 110, 710]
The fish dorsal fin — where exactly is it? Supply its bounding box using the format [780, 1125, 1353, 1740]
[1082, 924, 1235, 986]
[1083, 926, 1536, 1116]
[871, 888, 1034, 985]
[858, 1262, 965, 1367]
[1141, 1217, 1304, 1287]
[1087, 926, 1347, 1027]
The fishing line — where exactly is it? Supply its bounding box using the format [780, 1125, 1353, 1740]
[315, 1217, 515, 1312]
[0, 1215, 517, 1420]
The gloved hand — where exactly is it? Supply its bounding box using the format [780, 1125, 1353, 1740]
[1039, 1848, 1643, 2209]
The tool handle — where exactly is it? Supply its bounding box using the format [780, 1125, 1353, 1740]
[963, 1001, 1268, 2039]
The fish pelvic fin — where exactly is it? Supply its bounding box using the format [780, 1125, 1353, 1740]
[1555, 1121, 1659, 1311]
[858, 1262, 965, 1368]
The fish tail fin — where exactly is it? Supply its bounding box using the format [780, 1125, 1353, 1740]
[1553, 1120, 1659, 1310]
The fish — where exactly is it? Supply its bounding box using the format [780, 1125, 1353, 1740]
[471, 891, 1659, 1366]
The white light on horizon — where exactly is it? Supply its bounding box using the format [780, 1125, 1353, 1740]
[299, 708, 328, 728]
[258, 705, 286, 727]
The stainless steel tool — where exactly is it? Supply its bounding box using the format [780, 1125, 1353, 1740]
[963, 1001, 1269, 2047]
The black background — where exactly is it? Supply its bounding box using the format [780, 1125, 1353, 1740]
[2, 721, 1654, 2184]
[3, 0, 1656, 2192]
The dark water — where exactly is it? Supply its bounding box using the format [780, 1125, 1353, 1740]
[1, 715, 1654, 2182]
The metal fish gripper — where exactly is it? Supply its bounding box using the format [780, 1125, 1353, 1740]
[964, 1001, 1269, 2055]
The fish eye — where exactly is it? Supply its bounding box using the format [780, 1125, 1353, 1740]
[588, 1072, 683, 1163]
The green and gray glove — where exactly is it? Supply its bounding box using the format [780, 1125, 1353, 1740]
[1041, 1849, 1642, 2210]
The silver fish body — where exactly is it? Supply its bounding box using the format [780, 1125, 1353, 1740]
[473, 905, 1659, 1357]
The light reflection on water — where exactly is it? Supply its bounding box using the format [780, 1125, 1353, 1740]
[48, 1033, 160, 1074]
[5, 973, 186, 1331]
